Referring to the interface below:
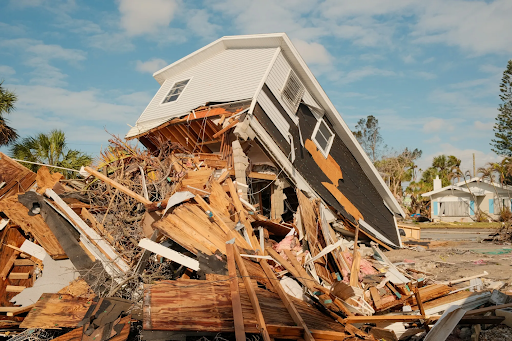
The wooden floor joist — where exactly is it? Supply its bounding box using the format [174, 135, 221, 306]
[233, 245, 271, 341]
[226, 243, 246, 341]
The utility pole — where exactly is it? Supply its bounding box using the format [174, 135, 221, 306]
[473, 153, 476, 177]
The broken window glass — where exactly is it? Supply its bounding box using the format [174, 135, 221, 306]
[162, 79, 190, 103]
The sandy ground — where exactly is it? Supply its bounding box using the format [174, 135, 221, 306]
[385, 229, 512, 290]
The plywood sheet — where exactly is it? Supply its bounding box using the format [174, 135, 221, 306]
[19, 293, 92, 329]
[0, 153, 36, 199]
[0, 196, 66, 258]
[143, 279, 344, 333]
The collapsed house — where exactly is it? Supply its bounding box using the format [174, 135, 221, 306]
[126, 33, 405, 249]
[0, 33, 510, 341]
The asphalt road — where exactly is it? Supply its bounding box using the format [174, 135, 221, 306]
[420, 228, 496, 241]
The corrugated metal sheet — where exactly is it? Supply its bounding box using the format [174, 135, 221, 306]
[127, 47, 278, 138]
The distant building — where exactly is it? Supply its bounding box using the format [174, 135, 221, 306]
[422, 175, 512, 222]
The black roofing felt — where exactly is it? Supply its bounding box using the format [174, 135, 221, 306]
[254, 84, 399, 246]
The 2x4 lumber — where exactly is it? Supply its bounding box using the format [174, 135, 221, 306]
[213, 119, 240, 138]
[0, 250, 20, 280]
[232, 245, 271, 341]
[80, 207, 116, 245]
[349, 225, 360, 287]
[344, 315, 427, 323]
[84, 166, 151, 205]
[226, 243, 246, 341]
[266, 325, 348, 341]
[6, 304, 35, 317]
[266, 247, 308, 288]
[8, 272, 30, 280]
[226, 179, 259, 249]
[283, 249, 316, 291]
[45, 188, 130, 273]
[193, 195, 252, 251]
[260, 259, 315, 341]
[414, 287, 429, 331]
[13, 259, 34, 266]
[369, 287, 382, 309]
[217, 170, 231, 184]
[465, 302, 512, 315]
[138, 238, 200, 270]
[248, 172, 278, 181]
[6, 285, 26, 292]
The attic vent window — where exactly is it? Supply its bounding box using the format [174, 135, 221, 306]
[312, 119, 334, 157]
[162, 79, 190, 103]
[281, 70, 305, 113]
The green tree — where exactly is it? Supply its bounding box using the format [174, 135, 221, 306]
[375, 148, 422, 200]
[352, 115, 385, 162]
[420, 154, 461, 187]
[10, 129, 92, 178]
[491, 60, 512, 156]
[0, 81, 18, 146]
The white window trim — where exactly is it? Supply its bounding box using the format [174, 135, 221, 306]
[312, 118, 335, 158]
[161, 77, 192, 105]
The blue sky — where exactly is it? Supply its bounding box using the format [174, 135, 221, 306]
[1, 0, 511, 176]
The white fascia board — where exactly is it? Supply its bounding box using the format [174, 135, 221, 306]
[277, 34, 405, 218]
[147, 32, 404, 217]
[421, 185, 470, 197]
[359, 219, 399, 248]
[139, 238, 199, 271]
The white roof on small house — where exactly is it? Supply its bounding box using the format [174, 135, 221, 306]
[421, 185, 471, 197]
[127, 33, 405, 218]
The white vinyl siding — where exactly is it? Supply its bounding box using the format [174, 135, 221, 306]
[266, 51, 325, 124]
[257, 90, 290, 140]
[129, 47, 278, 137]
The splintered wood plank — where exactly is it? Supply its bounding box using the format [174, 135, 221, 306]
[226, 178, 260, 249]
[296, 190, 319, 255]
[193, 195, 252, 251]
[0, 152, 36, 198]
[213, 119, 240, 138]
[182, 169, 214, 189]
[233, 245, 271, 341]
[35, 166, 63, 194]
[6, 285, 26, 292]
[19, 293, 93, 329]
[226, 243, 246, 341]
[0, 251, 20, 280]
[143, 279, 345, 333]
[260, 259, 315, 341]
[0, 196, 66, 259]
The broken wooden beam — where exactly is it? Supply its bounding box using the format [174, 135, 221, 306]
[226, 242, 246, 341]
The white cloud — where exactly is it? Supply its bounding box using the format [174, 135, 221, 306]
[0, 65, 16, 76]
[474, 120, 494, 131]
[186, 9, 221, 40]
[86, 32, 134, 52]
[4, 83, 149, 153]
[423, 118, 454, 133]
[136, 58, 168, 74]
[0, 39, 86, 86]
[417, 143, 501, 175]
[413, 71, 437, 80]
[412, 0, 512, 55]
[402, 54, 415, 64]
[292, 39, 332, 66]
[340, 66, 395, 84]
[118, 0, 178, 36]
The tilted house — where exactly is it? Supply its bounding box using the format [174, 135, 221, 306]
[126, 33, 405, 247]
[422, 175, 512, 222]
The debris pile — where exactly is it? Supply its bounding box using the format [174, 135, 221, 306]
[1, 119, 512, 340]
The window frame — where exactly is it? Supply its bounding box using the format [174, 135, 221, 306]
[161, 78, 191, 105]
[311, 118, 335, 158]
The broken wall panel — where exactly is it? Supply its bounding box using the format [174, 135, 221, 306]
[254, 84, 400, 246]
[0, 153, 37, 200]
[143, 279, 344, 334]
[19, 293, 92, 329]
[0, 196, 67, 259]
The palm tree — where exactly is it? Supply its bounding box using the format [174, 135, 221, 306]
[0, 82, 18, 146]
[10, 129, 92, 178]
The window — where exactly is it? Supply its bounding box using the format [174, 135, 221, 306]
[312, 119, 334, 156]
[439, 201, 468, 216]
[281, 70, 305, 113]
[162, 79, 190, 103]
